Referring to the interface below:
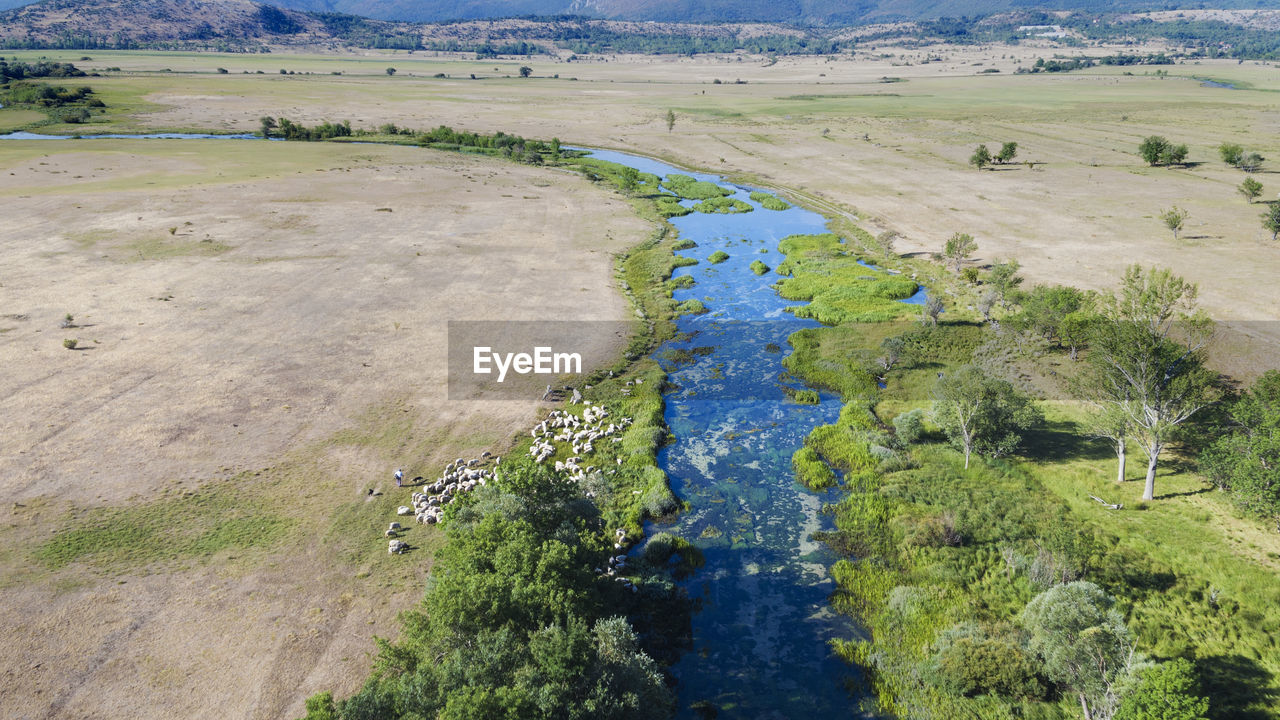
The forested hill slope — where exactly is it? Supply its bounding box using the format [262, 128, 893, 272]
[0, 0, 329, 45]
[1, 0, 1278, 23]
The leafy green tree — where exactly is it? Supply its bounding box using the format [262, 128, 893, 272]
[618, 166, 640, 195]
[1114, 659, 1210, 720]
[259, 115, 277, 138]
[1201, 370, 1280, 531]
[931, 365, 1042, 469]
[970, 143, 991, 170]
[550, 137, 561, 160]
[1059, 306, 1096, 361]
[1018, 285, 1085, 346]
[1239, 177, 1263, 203]
[665, 108, 675, 133]
[943, 232, 977, 272]
[1090, 266, 1218, 501]
[385, 67, 395, 76]
[1022, 581, 1138, 720]
[987, 258, 1023, 307]
[1139, 135, 1169, 166]
[301, 691, 337, 720]
[996, 141, 1018, 164]
[1218, 142, 1244, 167]
[519, 65, 532, 78]
[1263, 202, 1280, 241]
[1159, 206, 1188, 241]
[1159, 143, 1189, 166]
[926, 623, 1047, 700]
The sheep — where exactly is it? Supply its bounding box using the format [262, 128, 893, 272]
[397, 506, 412, 516]
[388, 522, 402, 531]
[388, 540, 408, 554]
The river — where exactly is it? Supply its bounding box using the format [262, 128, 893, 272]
[586, 149, 892, 719]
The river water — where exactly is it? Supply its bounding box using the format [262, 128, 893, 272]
[586, 149, 876, 719]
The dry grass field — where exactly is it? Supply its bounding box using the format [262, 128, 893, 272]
[2, 40, 1280, 718]
[0, 138, 649, 719]
[10, 44, 1275, 373]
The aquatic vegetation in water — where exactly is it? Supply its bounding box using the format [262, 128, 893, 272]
[693, 196, 753, 214]
[775, 233, 918, 324]
[750, 190, 791, 211]
[750, 259, 771, 275]
[662, 173, 733, 200]
[708, 251, 730, 264]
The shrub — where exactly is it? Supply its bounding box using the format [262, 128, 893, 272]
[893, 408, 926, 445]
[708, 251, 730, 264]
[62, 338, 78, 349]
[750, 260, 770, 275]
[791, 389, 820, 404]
[676, 299, 707, 316]
[926, 625, 1048, 699]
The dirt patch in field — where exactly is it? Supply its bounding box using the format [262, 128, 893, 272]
[0, 140, 650, 719]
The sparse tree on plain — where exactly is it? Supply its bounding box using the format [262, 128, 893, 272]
[259, 116, 277, 138]
[1239, 152, 1265, 173]
[1139, 135, 1168, 166]
[385, 67, 396, 76]
[943, 232, 977, 272]
[1239, 177, 1263, 204]
[1218, 142, 1244, 167]
[1159, 206, 1188, 241]
[1160, 143, 1189, 167]
[874, 230, 899, 260]
[970, 144, 991, 170]
[519, 66, 532, 78]
[618, 166, 640, 196]
[1264, 203, 1280, 242]
[996, 141, 1018, 164]
[665, 109, 676, 133]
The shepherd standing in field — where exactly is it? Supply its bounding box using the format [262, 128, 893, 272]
[394, 468, 403, 487]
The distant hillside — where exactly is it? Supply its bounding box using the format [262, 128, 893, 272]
[0, 0, 329, 47]
[224, 0, 1280, 24]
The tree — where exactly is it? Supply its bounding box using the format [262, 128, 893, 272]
[1239, 152, 1265, 173]
[1201, 370, 1280, 531]
[1218, 142, 1244, 167]
[987, 258, 1023, 308]
[618, 166, 640, 195]
[1018, 285, 1085, 346]
[996, 141, 1018, 164]
[1022, 581, 1139, 720]
[1264, 203, 1280, 242]
[385, 67, 395, 76]
[873, 230, 898, 260]
[549, 137, 561, 160]
[1139, 136, 1169, 166]
[259, 115, 276, 138]
[943, 232, 977, 272]
[922, 296, 944, 326]
[1159, 206, 1188, 241]
[1239, 177, 1263, 203]
[1090, 266, 1219, 501]
[1160, 143, 1189, 166]
[932, 365, 1042, 469]
[665, 108, 675, 133]
[1114, 659, 1210, 720]
[519, 65, 532, 78]
[970, 143, 991, 170]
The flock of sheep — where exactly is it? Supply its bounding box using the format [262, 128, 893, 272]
[385, 398, 632, 555]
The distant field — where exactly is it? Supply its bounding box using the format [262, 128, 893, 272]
[8, 46, 1278, 376]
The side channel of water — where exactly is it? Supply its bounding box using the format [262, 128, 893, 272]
[584, 149, 920, 719]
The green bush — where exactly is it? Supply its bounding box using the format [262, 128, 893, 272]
[749, 190, 791, 210]
[893, 409, 926, 445]
[708, 251, 730, 264]
[692, 196, 752, 214]
[791, 389, 820, 404]
[662, 173, 732, 200]
[62, 338, 77, 350]
[676, 299, 708, 316]
[750, 260, 770, 275]
[926, 626, 1047, 700]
